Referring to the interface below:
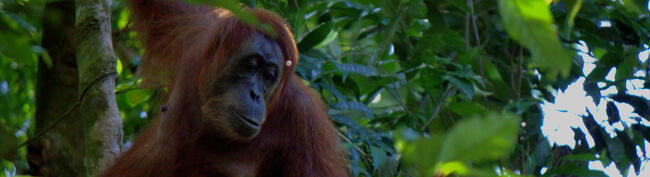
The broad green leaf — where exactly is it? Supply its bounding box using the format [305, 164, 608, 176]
[620, 0, 648, 14]
[298, 22, 334, 52]
[323, 63, 378, 77]
[443, 76, 473, 99]
[563, 0, 583, 30]
[561, 153, 599, 161]
[615, 54, 636, 82]
[4, 12, 36, 33]
[400, 134, 443, 176]
[331, 101, 374, 118]
[588, 50, 622, 81]
[545, 161, 608, 177]
[370, 146, 388, 170]
[438, 112, 520, 162]
[117, 9, 130, 29]
[125, 89, 152, 106]
[498, 0, 572, 79]
[438, 161, 468, 176]
[0, 31, 33, 63]
[448, 102, 487, 116]
[116, 59, 123, 76]
[446, 0, 469, 12]
[312, 30, 338, 49]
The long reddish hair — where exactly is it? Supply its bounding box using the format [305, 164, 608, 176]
[102, 1, 348, 176]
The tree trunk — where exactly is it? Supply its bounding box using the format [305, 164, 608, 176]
[75, 0, 123, 175]
[28, 1, 86, 176]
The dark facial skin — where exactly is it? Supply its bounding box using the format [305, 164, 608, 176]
[201, 33, 284, 140]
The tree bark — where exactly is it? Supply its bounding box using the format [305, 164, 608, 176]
[28, 1, 86, 176]
[75, 0, 123, 175]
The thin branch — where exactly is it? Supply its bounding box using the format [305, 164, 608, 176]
[517, 46, 523, 100]
[15, 101, 81, 148]
[370, 6, 407, 64]
[337, 131, 368, 158]
[16, 72, 117, 149]
[465, 6, 470, 51]
[468, 0, 484, 76]
[506, 45, 517, 99]
[398, 20, 414, 51]
[421, 86, 454, 131]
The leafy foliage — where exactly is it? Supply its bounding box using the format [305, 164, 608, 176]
[1, 0, 649, 176]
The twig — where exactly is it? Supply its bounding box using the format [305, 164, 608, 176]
[15, 101, 81, 148]
[464, 6, 470, 51]
[421, 86, 454, 130]
[337, 131, 368, 158]
[469, 0, 484, 76]
[16, 72, 117, 149]
[517, 46, 523, 100]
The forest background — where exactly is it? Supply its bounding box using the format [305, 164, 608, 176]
[1, 0, 650, 176]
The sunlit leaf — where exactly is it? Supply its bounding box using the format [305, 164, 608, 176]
[438, 112, 520, 162]
[563, 0, 583, 30]
[498, 0, 573, 79]
[400, 134, 443, 176]
[117, 9, 131, 29]
[116, 59, 123, 76]
[438, 161, 468, 176]
[125, 89, 152, 106]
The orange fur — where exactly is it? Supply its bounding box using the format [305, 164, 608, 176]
[102, 0, 348, 176]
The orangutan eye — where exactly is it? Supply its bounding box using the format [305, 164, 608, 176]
[263, 68, 276, 82]
[246, 58, 258, 70]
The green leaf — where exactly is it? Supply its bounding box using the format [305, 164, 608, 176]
[448, 102, 487, 116]
[615, 54, 636, 82]
[438, 161, 469, 176]
[312, 31, 338, 49]
[298, 22, 334, 52]
[446, 0, 469, 12]
[331, 101, 374, 119]
[498, 0, 573, 79]
[443, 76, 473, 99]
[370, 146, 388, 170]
[561, 153, 599, 161]
[323, 62, 378, 77]
[0, 31, 33, 63]
[438, 112, 520, 163]
[117, 8, 131, 29]
[546, 161, 608, 177]
[620, 0, 648, 14]
[588, 50, 622, 81]
[125, 89, 152, 107]
[563, 0, 583, 30]
[116, 59, 123, 76]
[400, 134, 443, 176]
